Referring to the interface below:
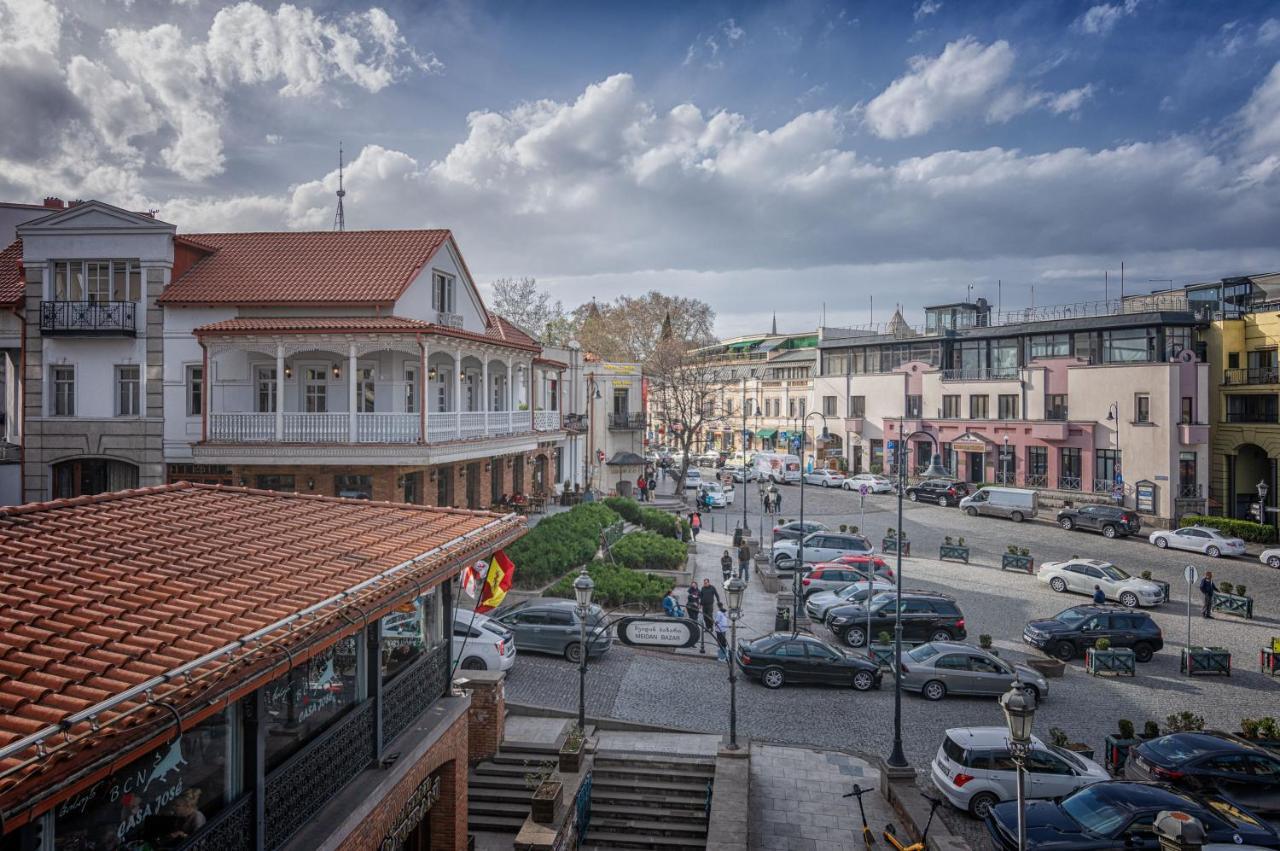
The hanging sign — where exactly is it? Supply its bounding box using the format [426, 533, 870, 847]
[616, 617, 701, 648]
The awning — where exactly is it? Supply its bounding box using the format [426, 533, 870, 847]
[756, 428, 777, 439]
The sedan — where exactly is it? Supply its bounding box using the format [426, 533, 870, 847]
[985, 781, 1280, 850]
[699, 482, 735, 507]
[803, 469, 846, 488]
[771, 520, 828, 543]
[736, 632, 882, 691]
[1149, 526, 1246, 558]
[683, 468, 703, 489]
[493, 600, 611, 662]
[1124, 732, 1280, 817]
[898, 642, 1049, 702]
[1261, 548, 1280, 569]
[724, 464, 757, 483]
[1038, 558, 1166, 608]
[805, 579, 897, 622]
[843, 473, 896, 494]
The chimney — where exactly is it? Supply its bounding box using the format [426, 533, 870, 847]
[43, 197, 64, 210]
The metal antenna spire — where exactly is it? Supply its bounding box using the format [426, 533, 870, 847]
[334, 142, 346, 231]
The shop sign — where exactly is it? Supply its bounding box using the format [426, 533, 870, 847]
[603, 363, 639, 375]
[380, 773, 441, 850]
[950, 433, 988, 453]
[1135, 481, 1156, 514]
[616, 617, 700, 648]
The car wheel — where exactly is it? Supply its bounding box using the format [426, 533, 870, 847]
[1206, 545, 1221, 558]
[964, 506, 978, 516]
[1102, 524, 1118, 539]
[909, 491, 919, 502]
[1059, 517, 1075, 530]
[1049, 577, 1068, 593]
[922, 680, 947, 701]
[1051, 641, 1075, 661]
[937, 496, 949, 507]
[1154, 536, 1169, 549]
[461, 656, 487, 671]
[843, 626, 867, 648]
[968, 792, 998, 820]
[1011, 511, 1024, 523]
[564, 642, 583, 664]
[821, 480, 830, 488]
[1119, 591, 1139, 608]
[929, 629, 952, 642]
[1132, 642, 1154, 663]
[762, 667, 785, 689]
[852, 670, 876, 691]
[1270, 556, 1280, 569]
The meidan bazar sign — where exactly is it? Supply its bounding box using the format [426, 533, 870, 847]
[616, 616, 701, 649]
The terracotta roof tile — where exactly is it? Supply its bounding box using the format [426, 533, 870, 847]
[487, 314, 539, 347]
[0, 239, 21, 308]
[195, 316, 434, 334]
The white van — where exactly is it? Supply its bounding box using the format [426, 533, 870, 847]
[752, 452, 802, 484]
[959, 487, 1038, 522]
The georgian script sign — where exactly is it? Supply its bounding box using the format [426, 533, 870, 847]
[616, 616, 701, 649]
[380, 773, 441, 850]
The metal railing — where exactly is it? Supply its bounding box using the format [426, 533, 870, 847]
[992, 471, 1016, 485]
[1223, 367, 1279, 386]
[1025, 473, 1048, 488]
[534, 410, 561, 431]
[1178, 482, 1203, 498]
[435, 310, 464, 328]
[941, 366, 1020, 381]
[1058, 475, 1082, 491]
[40, 300, 137, 335]
[608, 412, 646, 430]
[1092, 478, 1116, 494]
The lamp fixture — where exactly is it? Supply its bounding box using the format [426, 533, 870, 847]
[284, 366, 293, 380]
[332, 365, 341, 380]
[428, 367, 437, 381]
[429, 469, 437, 481]
[484, 462, 492, 472]
[1000, 678, 1036, 744]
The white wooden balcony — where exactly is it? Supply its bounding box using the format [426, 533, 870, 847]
[208, 409, 560, 444]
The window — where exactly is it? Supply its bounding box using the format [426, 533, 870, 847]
[906, 395, 922, 418]
[186, 365, 203, 417]
[1028, 446, 1048, 478]
[849, 396, 865, 418]
[256, 474, 296, 491]
[51, 259, 142, 302]
[115, 365, 139, 416]
[432, 272, 455, 313]
[870, 439, 884, 470]
[990, 339, 1019, 375]
[1073, 331, 1097, 364]
[1028, 333, 1070, 359]
[380, 587, 446, 684]
[998, 394, 1018, 419]
[942, 395, 960, 418]
[85, 261, 111, 301]
[52, 365, 74, 416]
[256, 367, 277, 413]
[262, 640, 358, 771]
[823, 395, 837, 416]
[969, 395, 989, 419]
[305, 367, 327, 413]
[1134, 393, 1150, 423]
[1228, 352, 1240, 369]
[1096, 449, 1121, 489]
[405, 366, 419, 414]
[1103, 327, 1157, 363]
[335, 474, 373, 499]
[1046, 394, 1068, 421]
[1179, 451, 1197, 495]
[1180, 396, 1193, 424]
[1060, 447, 1082, 488]
[357, 367, 376, 413]
[1225, 394, 1278, 423]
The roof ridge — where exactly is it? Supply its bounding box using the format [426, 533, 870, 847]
[182, 228, 452, 237]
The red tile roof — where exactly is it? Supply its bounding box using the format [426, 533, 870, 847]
[534, 357, 568, 369]
[0, 239, 22, 307]
[0, 483, 525, 819]
[195, 316, 434, 334]
[486, 314, 539, 347]
[158, 230, 454, 306]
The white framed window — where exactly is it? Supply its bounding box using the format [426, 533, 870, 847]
[86, 262, 111, 302]
[432, 272, 455, 313]
[357, 366, 376, 413]
[304, 367, 328, 413]
[1135, 393, 1151, 424]
[115, 365, 140, 416]
[52, 365, 75, 416]
[186, 365, 203, 417]
[256, 366, 277, 413]
[405, 366, 418, 414]
[52, 260, 142, 301]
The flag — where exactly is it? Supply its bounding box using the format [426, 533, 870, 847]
[461, 560, 488, 599]
[476, 550, 516, 613]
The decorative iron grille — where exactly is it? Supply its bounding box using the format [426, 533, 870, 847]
[40, 300, 137, 334]
[382, 643, 449, 745]
[180, 793, 253, 851]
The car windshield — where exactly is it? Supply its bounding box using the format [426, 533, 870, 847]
[1059, 787, 1134, 836]
[1050, 745, 1087, 771]
[907, 644, 940, 662]
[1054, 608, 1090, 627]
[1098, 565, 1130, 581]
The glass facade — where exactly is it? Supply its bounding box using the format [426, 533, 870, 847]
[263, 639, 360, 770]
[381, 588, 447, 684]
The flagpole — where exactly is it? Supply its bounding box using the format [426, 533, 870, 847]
[453, 559, 497, 675]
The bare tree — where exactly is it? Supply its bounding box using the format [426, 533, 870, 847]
[489, 277, 571, 345]
[645, 337, 724, 495]
[574, 292, 716, 362]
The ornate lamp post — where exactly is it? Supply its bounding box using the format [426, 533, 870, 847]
[795, 411, 831, 631]
[1000, 678, 1037, 851]
[1257, 479, 1270, 524]
[725, 576, 745, 750]
[573, 566, 595, 730]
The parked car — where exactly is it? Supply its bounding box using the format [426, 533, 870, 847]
[932, 726, 1108, 819]
[451, 610, 518, 672]
[800, 562, 890, 599]
[803, 469, 846, 488]
[735, 632, 882, 691]
[753, 452, 802, 484]
[772, 531, 874, 568]
[493, 599, 611, 663]
[959, 487, 1038, 522]
[699, 481, 735, 507]
[821, 554, 895, 580]
[724, 463, 758, 483]
[1149, 525, 1246, 558]
[683, 468, 703, 489]
[1037, 558, 1167, 608]
[804, 579, 897, 622]
[899, 642, 1049, 702]
[843, 473, 896, 494]
[826, 591, 966, 648]
[985, 781, 1280, 850]
[1261, 548, 1280, 569]
[905, 479, 971, 507]
[1056, 504, 1141, 538]
[1124, 731, 1280, 817]
[771, 520, 828, 542]
[1022, 604, 1164, 662]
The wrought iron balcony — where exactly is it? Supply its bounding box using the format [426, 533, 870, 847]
[40, 300, 136, 336]
[941, 366, 1020, 381]
[608, 412, 646, 430]
[435, 311, 463, 328]
[1223, 367, 1278, 386]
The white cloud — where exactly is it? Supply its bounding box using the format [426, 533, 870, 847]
[1261, 19, 1280, 45]
[265, 133, 283, 144]
[0, 0, 61, 57]
[914, 1, 942, 21]
[1239, 61, 1280, 154]
[65, 56, 162, 160]
[1047, 84, 1094, 115]
[1073, 0, 1140, 36]
[683, 18, 746, 69]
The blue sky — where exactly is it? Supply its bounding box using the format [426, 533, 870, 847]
[2, 0, 1279, 335]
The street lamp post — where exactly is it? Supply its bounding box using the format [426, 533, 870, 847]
[1000, 677, 1037, 851]
[1257, 480, 1270, 525]
[573, 566, 595, 731]
[888, 419, 949, 768]
[1106, 401, 1121, 503]
[726, 576, 745, 750]
[795, 411, 831, 632]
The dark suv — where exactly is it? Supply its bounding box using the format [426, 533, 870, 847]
[905, 479, 971, 507]
[1056, 504, 1141, 538]
[826, 591, 966, 648]
[1023, 604, 1164, 662]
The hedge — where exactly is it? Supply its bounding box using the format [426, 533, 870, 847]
[604, 496, 642, 524]
[544, 560, 673, 609]
[610, 531, 688, 571]
[1180, 515, 1277, 544]
[508, 502, 621, 589]
[639, 507, 680, 537]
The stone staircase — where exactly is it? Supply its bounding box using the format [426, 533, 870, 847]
[467, 739, 564, 835]
[581, 753, 716, 850]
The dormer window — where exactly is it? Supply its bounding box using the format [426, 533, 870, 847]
[52, 260, 141, 302]
[432, 272, 455, 313]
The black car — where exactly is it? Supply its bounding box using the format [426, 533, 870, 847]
[1023, 604, 1163, 662]
[771, 520, 828, 543]
[1056, 504, 1142, 538]
[826, 591, 966, 648]
[904, 479, 971, 507]
[986, 781, 1280, 850]
[1124, 731, 1280, 816]
[735, 632, 881, 691]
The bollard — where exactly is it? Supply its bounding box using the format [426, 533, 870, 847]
[1154, 811, 1205, 850]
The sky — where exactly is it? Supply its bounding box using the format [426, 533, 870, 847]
[2, 0, 1280, 337]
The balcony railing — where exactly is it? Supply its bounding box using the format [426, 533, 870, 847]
[941, 366, 1020, 381]
[1178, 482, 1203, 499]
[1026, 473, 1048, 488]
[562, 413, 588, 433]
[608, 412, 646, 430]
[208, 409, 548, 444]
[1224, 410, 1278, 423]
[534, 410, 562, 431]
[40, 300, 137, 336]
[1223, 367, 1279, 386]
[435, 311, 463, 328]
[1058, 475, 1082, 491]
[1093, 478, 1117, 494]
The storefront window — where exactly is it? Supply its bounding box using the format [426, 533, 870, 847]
[263, 639, 360, 771]
[54, 711, 231, 850]
[381, 587, 446, 684]
[335, 475, 373, 499]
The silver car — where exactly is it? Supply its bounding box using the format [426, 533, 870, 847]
[1149, 525, 1246, 558]
[802, 469, 846, 488]
[772, 532, 874, 567]
[897, 642, 1049, 703]
[805, 579, 896, 622]
[493, 599, 611, 662]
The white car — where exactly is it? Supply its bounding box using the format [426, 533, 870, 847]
[931, 727, 1108, 819]
[1037, 558, 1166, 608]
[699, 481, 735, 507]
[843, 473, 895, 494]
[452, 611, 517, 672]
[1149, 525, 1246, 558]
[724, 463, 758, 483]
[683, 468, 703, 489]
[803, 469, 846, 488]
[1261, 548, 1280, 569]
[771, 532, 875, 567]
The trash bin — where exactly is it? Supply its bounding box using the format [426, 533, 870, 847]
[774, 606, 791, 632]
[617, 480, 632, 497]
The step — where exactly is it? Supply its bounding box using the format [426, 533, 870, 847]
[591, 776, 713, 795]
[589, 817, 708, 839]
[468, 787, 537, 804]
[593, 757, 716, 774]
[490, 750, 561, 766]
[468, 800, 531, 818]
[589, 803, 710, 824]
[498, 740, 564, 755]
[467, 814, 528, 833]
[468, 772, 532, 790]
[580, 836, 707, 850]
[590, 763, 716, 782]
[473, 761, 542, 777]
[588, 789, 710, 810]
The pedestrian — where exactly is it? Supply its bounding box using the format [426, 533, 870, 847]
[689, 511, 702, 540]
[772, 487, 783, 513]
[636, 475, 647, 502]
[1199, 571, 1216, 618]
[662, 588, 684, 618]
[738, 540, 752, 582]
[685, 581, 701, 625]
[647, 475, 657, 499]
[1092, 585, 1106, 605]
[699, 578, 721, 632]
[720, 549, 734, 582]
[714, 605, 729, 661]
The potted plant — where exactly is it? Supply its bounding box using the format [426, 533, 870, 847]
[1104, 719, 1140, 775]
[1086, 636, 1136, 677]
[848, 525, 859, 535]
[1139, 720, 1161, 741]
[1211, 581, 1254, 619]
[1139, 570, 1171, 603]
[1001, 545, 1033, 574]
[978, 634, 998, 657]
[881, 528, 910, 556]
[1181, 645, 1231, 676]
[839, 524, 848, 533]
[868, 630, 895, 669]
[1049, 726, 1094, 760]
[559, 725, 586, 773]
[939, 535, 970, 564]
[525, 760, 561, 823]
[1240, 717, 1280, 750]
[1164, 711, 1205, 733]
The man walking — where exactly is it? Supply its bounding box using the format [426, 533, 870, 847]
[738, 540, 752, 583]
[699, 578, 721, 633]
[720, 549, 734, 582]
[1200, 571, 1216, 618]
[714, 605, 730, 661]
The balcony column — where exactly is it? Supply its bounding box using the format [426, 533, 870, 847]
[275, 343, 285, 442]
[455, 347, 463, 430]
[482, 357, 490, 413]
[348, 342, 358, 442]
[418, 337, 427, 445]
[506, 356, 514, 413]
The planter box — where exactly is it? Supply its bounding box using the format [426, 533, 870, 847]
[1181, 646, 1231, 676]
[530, 780, 562, 824]
[939, 545, 970, 564]
[1104, 735, 1140, 775]
[1001, 553, 1034, 574]
[1086, 647, 1136, 677]
[1262, 647, 1280, 677]
[1211, 592, 1254, 619]
[559, 743, 584, 774]
[868, 644, 895, 669]
[881, 538, 910, 556]
[1025, 657, 1066, 678]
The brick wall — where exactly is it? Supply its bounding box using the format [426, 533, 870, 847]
[454, 670, 505, 763]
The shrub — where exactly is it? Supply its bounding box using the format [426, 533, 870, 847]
[957, 537, 965, 547]
[680, 519, 692, 542]
[877, 631, 892, 644]
[1259, 717, 1280, 740]
[1140, 570, 1152, 580]
[508, 502, 620, 589]
[978, 634, 992, 649]
[611, 531, 687, 571]
[1095, 637, 1112, 650]
[1118, 719, 1135, 740]
[1242, 717, 1262, 739]
[1048, 727, 1069, 748]
[1165, 711, 1205, 733]
[544, 560, 672, 609]
[1019, 547, 1030, 557]
[944, 535, 953, 545]
[604, 496, 642, 524]
[638, 507, 679, 538]
[1007, 545, 1018, 555]
[1143, 721, 1161, 738]
[1236, 584, 1248, 596]
[1218, 581, 1234, 595]
[1180, 515, 1277, 543]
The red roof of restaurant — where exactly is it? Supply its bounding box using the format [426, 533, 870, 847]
[486, 314, 539, 347]
[195, 316, 435, 334]
[0, 483, 525, 822]
[0, 239, 22, 307]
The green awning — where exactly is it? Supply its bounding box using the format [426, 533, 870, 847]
[727, 339, 764, 351]
[756, 428, 777, 439]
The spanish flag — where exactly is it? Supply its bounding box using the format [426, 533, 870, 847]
[475, 550, 516, 613]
